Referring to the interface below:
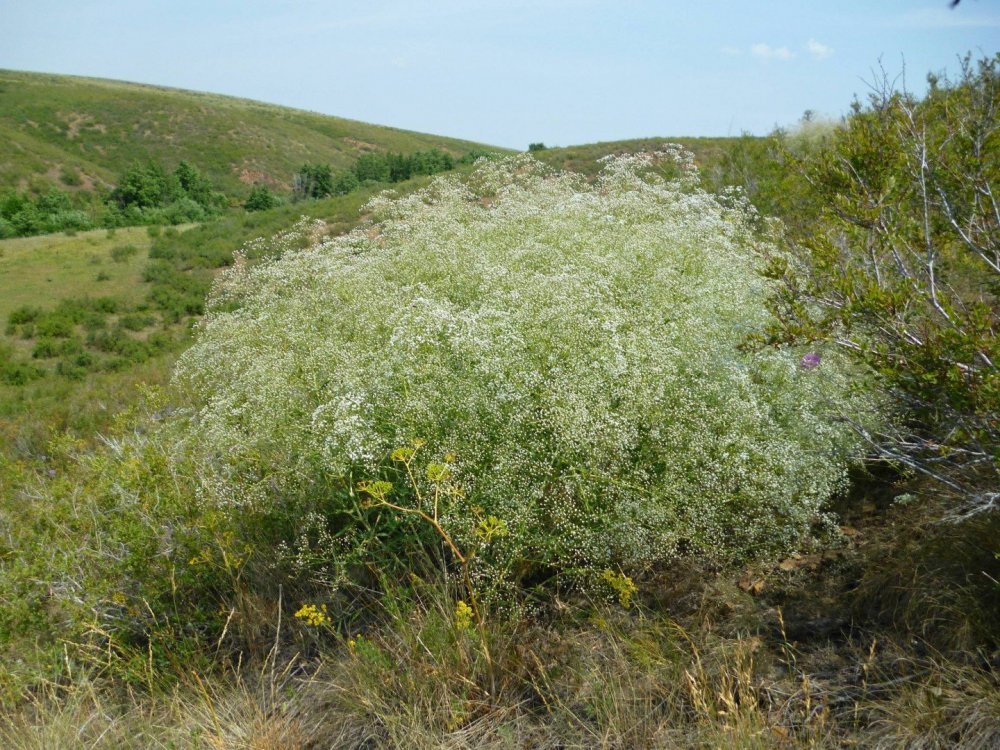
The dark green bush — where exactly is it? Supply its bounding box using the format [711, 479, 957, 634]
[0, 359, 43, 386]
[244, 184, 279, 212]
[331, 171, 359, 196]
[59, 166, 82, 186]
[110, 244, 140, 263]
[35, 316, 74, 339]
[353, 153, 390, 183]
[117, 313, 156, 332]
[293, 163, 334, 200]
[8, 306, 41, 326]
[31, 338, 60, 358]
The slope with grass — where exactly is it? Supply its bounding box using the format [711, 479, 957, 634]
[0, 174, 451, 459]
[533, 136, 734, 177]
[0, 70, 501, 197]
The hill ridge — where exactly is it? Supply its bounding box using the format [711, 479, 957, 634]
[0, 69, 501, 196]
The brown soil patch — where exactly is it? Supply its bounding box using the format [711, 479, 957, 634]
[236, 165, 286, 190]
[343, 137, 377, 151]
[62, 112, 100, 139]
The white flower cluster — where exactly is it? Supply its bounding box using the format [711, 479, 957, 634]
[174, 149, 880, 572]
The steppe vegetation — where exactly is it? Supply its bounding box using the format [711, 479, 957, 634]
[0, 55, 997, 749]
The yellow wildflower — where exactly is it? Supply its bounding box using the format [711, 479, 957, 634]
[454, 600, 474, 631]
[294, 603, 329, 627]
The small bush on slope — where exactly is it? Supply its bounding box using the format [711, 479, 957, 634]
[174, 149, 882, 593]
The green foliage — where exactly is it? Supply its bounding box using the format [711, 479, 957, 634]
[110, 243, 139, 263]
[0, 343, 42, 385]
[331, 170, 359, 196]
[108, 160, 224, 226]
[173, 161, 217, 207]
[766, 54, 1000, 512]
[175, 151, 881, 598]
[458, 148, 504, 165]
[0, 417, 236, 683]
[528, 142, 547, 152]
[243, 184, 279, 212]
[110, 161, 178, 209]
[0, 189, 95, 237]
[350, 149, 456, 187]
[58, 165, 82, 186]
[7, 306, 41, 326]
[352, 153, 390, 183]
[293, 163, 334, 200]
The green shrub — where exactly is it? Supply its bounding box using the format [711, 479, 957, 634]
[110, 244, 139, 263]
[163, 198, 206, 224]
[31, 338, 60, 358]
[59, 165, 82, 186]
[117, 313, 156, 332]
[42, 210, 93, 233]
[767, 54, 1000, 514]
[293, 163, 334, 200]
[175, 150, 883, 593]
[459, 148, 503, 165]
[0, 344, 42, 386]
[244, 184, 279, 212]
[8, 306, 42, 326]
[57, 351, 95, 378]
[331, 171, 359, 196]
[353, 153, 390, 183]
[0, 360, 42, 386]
[35, 316, 74, 338]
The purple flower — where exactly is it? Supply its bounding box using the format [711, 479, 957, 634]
[801, 352, 821, 370]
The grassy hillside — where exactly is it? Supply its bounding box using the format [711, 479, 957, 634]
[533, 136, 734, 177]
[0, 70, 500, 197]
[0, 228, 152, 323]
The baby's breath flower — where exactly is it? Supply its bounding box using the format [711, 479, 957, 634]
[174, 149, 883, 583]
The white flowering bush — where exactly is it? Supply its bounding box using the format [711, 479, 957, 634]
[174, 149, 881, 587]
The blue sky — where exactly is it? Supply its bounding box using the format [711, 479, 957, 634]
[1, 0, 998, 148]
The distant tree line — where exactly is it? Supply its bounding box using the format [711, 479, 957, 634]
[293, 148, 459, 201]
[2, 148, 495, 235]
[0, 189, 93, 238]
[254, 148, 495, 209]
[0, 160, 227, 238]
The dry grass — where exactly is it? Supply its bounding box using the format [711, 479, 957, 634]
[2, 497, 997, 749]
[2, 600, 997, 749]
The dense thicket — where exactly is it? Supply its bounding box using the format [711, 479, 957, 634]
[106, 160, 226, 226]
[0, 189, 94, 237]
[768, 54, 1000, 515]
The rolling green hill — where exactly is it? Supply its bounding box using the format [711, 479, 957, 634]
[532, 136, 734, 177]
[0, 70, 500, 197]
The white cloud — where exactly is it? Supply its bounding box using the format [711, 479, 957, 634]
[720, 46, 742, 57]
[806, 38, 833, 60]
[751, 43, 794, 61]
